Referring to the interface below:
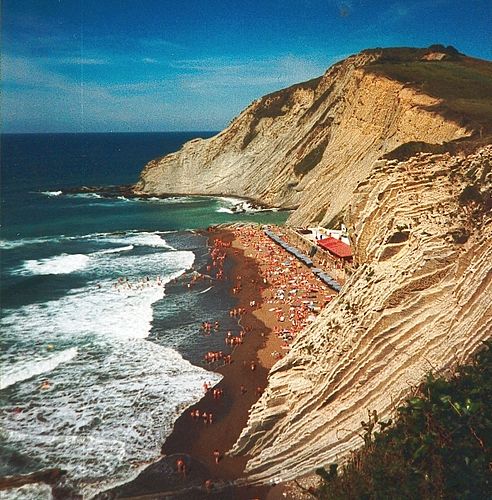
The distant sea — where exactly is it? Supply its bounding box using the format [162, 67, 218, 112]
[0, 133, 289, 498]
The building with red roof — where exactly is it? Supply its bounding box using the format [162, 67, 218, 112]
[317, 237, 352, 261]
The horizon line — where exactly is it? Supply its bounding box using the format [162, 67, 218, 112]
[0, 130, 220, 135]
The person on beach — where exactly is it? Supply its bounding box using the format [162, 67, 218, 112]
[213, 449, 220, 464]
[176, 458, 186, 477]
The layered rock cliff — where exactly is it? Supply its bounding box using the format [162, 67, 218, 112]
[135, 49, 476, 227]
[135, 47, 492, 485]
[231, 145, 492, 483]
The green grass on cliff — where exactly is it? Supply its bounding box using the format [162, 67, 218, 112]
[365, 47, 492, 133]
[315, 340, 492, 499]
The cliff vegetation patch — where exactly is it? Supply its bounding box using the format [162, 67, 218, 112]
[315, 340, 492, 499]
[367, 47, 492, 133]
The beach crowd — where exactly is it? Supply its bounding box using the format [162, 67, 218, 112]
[178, 225, 335, 481]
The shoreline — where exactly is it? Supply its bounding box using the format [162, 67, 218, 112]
[59, 184, 296, 212]
[99, 227, 271, 499]
[96, 224, 335, 499]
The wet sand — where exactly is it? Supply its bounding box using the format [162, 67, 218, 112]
[163, 228, 273, 498]
[100, 225, 334, 499]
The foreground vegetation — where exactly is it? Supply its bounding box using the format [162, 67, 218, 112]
[316, 340, 492, 499]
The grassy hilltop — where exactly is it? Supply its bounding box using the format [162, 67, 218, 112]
[365, 45, 492, 134]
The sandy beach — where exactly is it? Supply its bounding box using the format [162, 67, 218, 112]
[102, 224, 335, 499]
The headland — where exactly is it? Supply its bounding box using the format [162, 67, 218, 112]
[129, 46, 492, 488]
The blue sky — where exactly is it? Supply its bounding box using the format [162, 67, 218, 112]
[2, 0, 491, 133]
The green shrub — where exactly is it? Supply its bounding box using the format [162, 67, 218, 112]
[317, 340, 492, 499]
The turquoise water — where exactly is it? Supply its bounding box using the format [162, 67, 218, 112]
[0, 133, 289, 497]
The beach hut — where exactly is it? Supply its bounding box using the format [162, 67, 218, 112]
[317, 237, 353, 263]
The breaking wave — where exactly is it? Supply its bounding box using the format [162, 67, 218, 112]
[0, 348, 78, 391]
[0, 242, 206, 495]
[40, 190, 62, 197]
[22, 254, 90, 275]
[1, 230, 174, 252]
[96, 245, 134, 255]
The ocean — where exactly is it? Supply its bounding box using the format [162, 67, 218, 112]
[0, 133, 289, 498]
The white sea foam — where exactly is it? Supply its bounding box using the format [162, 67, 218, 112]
[158, 196, 200, 203]
[0, 236, 60, 250]
[138, 196, 199, 203]
[216, 196, 257, 214]
[2, 341, 220, 497]
[0, 244, 204, 494]
[40, 190, 62, 197]
[1, 230, 175, 252]
[75, 230, 174, 249]
[95, 244, 134, 255]
[39, 191, 204, 205]
[0, 348, 78, 391]
[3, 347, 220, 496]
[39, 191, 104, 200]
[216, 195, 278, 214]
[103, 232, 174, 249]
[131, 196, 204, 205]
[69, 193, 102, 199]
[13, 234, 173, 277]
[22, 254, 90, 275]
[4, 251, 195, 342]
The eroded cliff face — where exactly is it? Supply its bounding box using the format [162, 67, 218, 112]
[136, 49, 491, 485]
[135, 52, 470, 226]
[231, 146, 492, 483]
